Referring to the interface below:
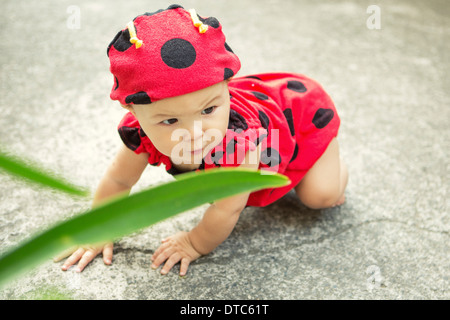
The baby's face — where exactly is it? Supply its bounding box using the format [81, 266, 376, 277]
[127, 81, 230, 165]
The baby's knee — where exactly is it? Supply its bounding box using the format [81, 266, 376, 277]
[296, 183, 341, 210]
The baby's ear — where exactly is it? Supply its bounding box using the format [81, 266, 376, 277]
[121, 103, 135, 115]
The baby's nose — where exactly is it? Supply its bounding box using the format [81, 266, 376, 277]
[184, 120, 203, 141]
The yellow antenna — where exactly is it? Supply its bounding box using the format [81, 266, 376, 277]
[189, 9, 208, 33]
[126, 21, 143, 49]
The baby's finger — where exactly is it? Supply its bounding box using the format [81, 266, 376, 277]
[53, 246, 77, 262]
[151, 241, 169, 261]
[160, 253, 181, 275]
[75, 250, 97, 272]
[151, 247, 173, 269]
[179, 258, 190, 277]
[103, 243, 113, 265]
[61, 247, 85, 271]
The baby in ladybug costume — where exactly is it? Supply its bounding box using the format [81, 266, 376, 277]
[56, 5, 348, 276]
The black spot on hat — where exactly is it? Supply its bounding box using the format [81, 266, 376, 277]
[224, 42, 234, 53]
[261, 147, 281, 167]
[289, 143, 298, 163]
[287, 80, 307, 93]
[198, 15, 220, 28]
[283, 108, 295, 136]
[252, 91, 269, 100]
[125, 91, 152, 104]
[228, 109, 248, 130]
[107, 33, 118, 57]
[224, 68, 234, 80]
[141, 9, 164, 17]
[258, 110, 270, 129]
[161, 38, 196, 69]
[312, 108, 334, 129]
[139, 4, 184, 19]
[167, 4, 183, 10]
[118, 126, 141, 151]
[107, 29, 132, 56]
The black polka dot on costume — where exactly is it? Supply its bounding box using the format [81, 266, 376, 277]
[210, 151, 224, 166]
[140, 4, 183, 18]
[139, 128, 147, 137]
[167, 4, 183, 9]
[198, 15, 220, 28]
[254, 133, 268, 147]
[198, 159, 206, 170]
[261, 148, 281, 167]
[107, 29, 133, 56]
[141, 9, 164, 17]
[224, 42, 234, 53]
[224, 68, 234, 80]
[289, 143, 298, 163]
[118, 126, 141, 151]
[252, 91, 269, 100]
[287, 80, 307, 93]
[283, 108, 295, 136]
[125, 91, 152, 104]
[226, 137, 238, 155]
[228, 109, 248, 130]
[161, 38, 196, 69]
[258, 110, 270, 129]
[312, 108, 334, 129]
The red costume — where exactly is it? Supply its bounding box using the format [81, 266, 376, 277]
[118, 72, 340, 206]
[109, 6, 340, 207]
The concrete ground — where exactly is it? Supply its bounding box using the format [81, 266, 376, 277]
[0, 0, 448, 299]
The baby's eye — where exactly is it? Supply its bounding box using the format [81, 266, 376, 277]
[161, 118, 178, 125]
[202, 106, 217, 115]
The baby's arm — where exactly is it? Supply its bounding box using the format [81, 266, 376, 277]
[54, 144, 149, 272]
[188, 186, 250, 255]
[151, 145, 261, 276]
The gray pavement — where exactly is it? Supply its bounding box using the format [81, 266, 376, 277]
[0, 0, 448, 299]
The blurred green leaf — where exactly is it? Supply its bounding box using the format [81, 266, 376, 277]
[0, 168, 289, 287]
[0, 149, 88, 197]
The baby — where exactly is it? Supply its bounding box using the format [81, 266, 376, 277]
[54, 5, 348, 276]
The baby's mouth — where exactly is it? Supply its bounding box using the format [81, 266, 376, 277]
[190, 148, 203, 155]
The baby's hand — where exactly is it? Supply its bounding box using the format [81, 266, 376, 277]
[151, 231, 201, 276]
[53, 242, 113, 272]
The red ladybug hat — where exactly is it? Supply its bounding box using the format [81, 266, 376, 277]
[107, 4, 241, 105]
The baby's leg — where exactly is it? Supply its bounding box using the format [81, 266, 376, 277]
[294, 138, 348, 209]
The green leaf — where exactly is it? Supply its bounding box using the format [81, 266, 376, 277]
[0, 168, 289, 287]
[0, 149, 88, 197]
